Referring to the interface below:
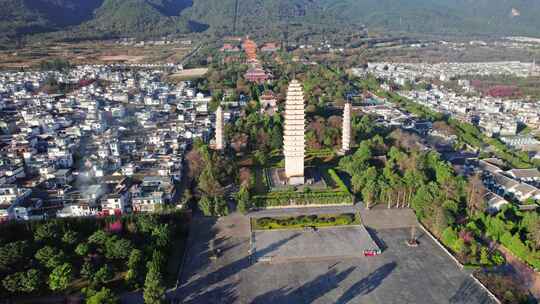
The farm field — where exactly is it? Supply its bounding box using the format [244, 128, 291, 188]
[0, 41, 193, 69]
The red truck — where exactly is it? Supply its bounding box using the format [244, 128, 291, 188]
[363, 249, 382, 256]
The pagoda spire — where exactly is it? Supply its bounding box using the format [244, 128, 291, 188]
[283, 79, 305, 185]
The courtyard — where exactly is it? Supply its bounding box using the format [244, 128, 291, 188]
[252, 225, 379, 262]
[173, 210, 496, 304]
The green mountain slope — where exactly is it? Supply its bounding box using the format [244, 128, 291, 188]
[317, 0, 540, 36]
[0, 0, 103, 35]
[184, 0, 540, 36]
[81, 0, 191, 36]
[1, 0, 540, 42]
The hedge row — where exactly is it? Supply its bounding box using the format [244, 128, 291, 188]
[254, 214, 356, 230]
[254, 191, 353, 207]
[306, 149, 335, 158]
[327, 169, 349, 193]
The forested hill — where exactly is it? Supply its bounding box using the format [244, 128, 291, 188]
[0, 0, 196, 40]
[1, 0, 540, 42]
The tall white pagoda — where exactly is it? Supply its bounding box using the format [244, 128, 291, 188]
[215, 105, 225, 150]
[341, 102, 352, 154]
[283, 79, 305, 185]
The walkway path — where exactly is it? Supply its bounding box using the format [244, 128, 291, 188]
[359, 208, 417, 230]
[496, 244, 540, 299]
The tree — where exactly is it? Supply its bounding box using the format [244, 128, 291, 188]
[270, 127, 282, 150]
[3, 272, 26, 293]
[62, 230, 79, 245]
[35, 246, 66, 269]
[351, 166, 377, 194]
[126, 249, 143, 287]
[147, 250, 165, 274]
[432, 204, 449, 236]
[236, 185, 250, 214]
[81, 261, 95, 280]
[127, 249, 143, 270]
[75, 243, 90, 256]
[198, 166, 222, 197]
[523, 213, 540, 249]
[0, 241, 30, 273]
[93, 264, 113, 285]
[88, 230, 109, 246]
[362, 181, 378, 209]
[253, 150, 268, 167]
[104, 237, 133, 259]
[136, 215, 159, 234]
[181, 189, 193, 205]
[85, 287, 120, 304]
[22, 269, 41, 293]
[198, 196, 213, 216]
[442, 227, 459, 249]
[186, 149, 205, 179]
[2, 269, 40, 294]
[34, 222, 61, 242]
[213, 197, 230, 216]
[411, 184, 435, 220]
[151, 224, 171, 248]
[143, 268, 165, 304]
[49, 263, 73, 291]
[466, 173, 487, 216]
[480, 247, 490, 265]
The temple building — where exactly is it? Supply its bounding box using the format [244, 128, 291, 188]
[261, 42, 280, 53]
[244, 67, 269, 84]
[259, 90, 277, 115]
[215, 105, 224, 150]
[242, 38, 258, 61]
[283, 80, 305, 185]
[341, 102, 352, 154]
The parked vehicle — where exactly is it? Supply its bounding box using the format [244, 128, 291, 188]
[363, 249, 382, 256]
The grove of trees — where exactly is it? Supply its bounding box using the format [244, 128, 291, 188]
[0, 212, 189, 301]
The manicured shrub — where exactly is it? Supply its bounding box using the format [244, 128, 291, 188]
[254, 214, 357, 229]
[491, 250, 505, 266]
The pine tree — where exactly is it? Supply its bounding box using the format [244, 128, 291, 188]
[236, 185, 250, 214]
[143, 268, 165, 304]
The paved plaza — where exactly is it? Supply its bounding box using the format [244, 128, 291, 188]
[252, 226, 379, 262]
[173, 211, 496, 304]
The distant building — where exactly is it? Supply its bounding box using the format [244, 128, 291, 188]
[131, 176, 173, 212]
[220, 43, 240, 53]
[485, 192, 509, 214]
[244, 67, 269, 84]
[260, 90, 277, 115]
[500, 135, 540, 150]
[261, 42, 280, 52]
[507, 169, 540, 183]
